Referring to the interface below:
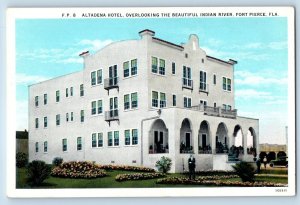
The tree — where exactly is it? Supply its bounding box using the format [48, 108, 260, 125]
[155, 156, 172, 174]
[27, 160, 51, 186]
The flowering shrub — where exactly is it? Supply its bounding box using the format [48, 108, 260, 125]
[156, 177, 287, 187]
[155, 156, 172, 173]
[115, 173, 165, 182]
[98, 164, 155, 172]
[51, 161, 106, 179]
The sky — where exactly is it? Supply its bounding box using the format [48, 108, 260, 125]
[15, 17, 288, 145]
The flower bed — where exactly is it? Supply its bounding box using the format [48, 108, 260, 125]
[156, 177, 287, 187]
[51, 161, 106, 179]
[182, 170, 237, 176]
[115, 173, 165, 182]
[99, 164, 155, 172]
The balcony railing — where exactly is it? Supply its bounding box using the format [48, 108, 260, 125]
[202, 106, 237, 119]
[182, 78, 193, 90]
[199, 82, 209, 93]
[105, 109, 119, 125]
[104, 77, 119, 94]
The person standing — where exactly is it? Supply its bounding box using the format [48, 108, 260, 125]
[256, 158, 261, 173]
[263, 156, 267, 169]
[188, 154, 196, 180]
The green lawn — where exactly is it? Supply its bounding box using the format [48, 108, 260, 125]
[16, 168, 288, 189]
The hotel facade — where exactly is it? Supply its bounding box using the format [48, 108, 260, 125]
[28, 29, 259, 172]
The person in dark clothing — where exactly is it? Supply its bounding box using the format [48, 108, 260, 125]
[256, 158, 261, 173]
[188, 154, 196, 180]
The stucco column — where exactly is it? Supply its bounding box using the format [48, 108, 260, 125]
[242, 129, 248, 157]
[209, 122, 219, 154]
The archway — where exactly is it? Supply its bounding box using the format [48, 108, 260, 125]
[216, 122, 228, 153]
[247, 127, 257, 155]
[198, 120, 211, 154]
[180, 118, 193, 153]
[232, 125, 243, 155]
[149, 119, 168, 154]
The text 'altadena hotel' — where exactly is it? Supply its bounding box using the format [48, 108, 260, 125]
[29, 29, 259, 172]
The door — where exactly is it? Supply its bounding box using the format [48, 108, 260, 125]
[202, 134, 207, 147]
[109, 97, 118, 117]
[185, 132, 191, 148]
[109, 65, 118, 85]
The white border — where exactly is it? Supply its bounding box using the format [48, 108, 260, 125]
[6, 7, 295, 197]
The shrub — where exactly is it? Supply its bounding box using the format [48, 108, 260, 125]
[182, 170, 237, 176]
[27, 160, 51, 186]
[52, 157, 63, 166]
[51, 161, 106, 178]
[232, 161, 256, 182]
[155, 156, 172, 173]
[16, 152, 28, 168]
[115, 172, 165, 182]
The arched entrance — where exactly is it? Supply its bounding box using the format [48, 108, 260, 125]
[216, 122, 228, 153]
[180, 118, 193, 153]
[198, 120, 211, 154]
[149, 119, 169, 154]
[247, 127, 256, 155]
[232, 125, 244, 155]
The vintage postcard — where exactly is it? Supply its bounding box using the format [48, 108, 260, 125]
[6, 7, 295, 197]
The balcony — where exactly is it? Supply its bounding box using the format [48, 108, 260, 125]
[104, 77, 119, 94]
[105, 109, 119, 126]
[201, 106, 237, 119]
[182, 78, 193, 90]
[199, 82, 209, 94]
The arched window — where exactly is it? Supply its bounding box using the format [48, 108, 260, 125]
[149, 119, 169, 154]
[198, 120, 211, 154]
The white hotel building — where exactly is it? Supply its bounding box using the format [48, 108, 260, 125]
[29, 29, 259, 172]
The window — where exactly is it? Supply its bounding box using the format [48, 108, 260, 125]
[200, 100, 207, 107]
[108, 131, 119, 147]
[66, 113, 69, 122]
[202, 58, 204, 63]
[184, 97, 192, 108]
[109, 65, 118, 86]
[228, 105, 232, 110]
[70, 87, 73, 96]
[151, 57, 158, 73]
[66, 88, 69, 97]
[56, 90, 60, 102]
[92, 133, 97, 148]
[131, 59, 137, 75]
[80, 84, 84, 97]
[35, 118, 39, 128]
[123, 61, 129, 77]
[44, 117, 47, 128]
[152, 91, 158, 107]
[200, 71, 207, 91]
[124, 94, 130, 110]
[114, 131, 119, 146]
[44, 141, 48, 152]
[108, 132, 113, 146]
[35, 142, 39, 152]
[97, 100, 103, 114]
[98, 133, 103, 147]
[222, 104, 227, 110]
[91, 101, 96, 115]
[185, 53, 188, 58]
[56, 114, 60, 126]
[160, 92, 166, 108]
[214, 102, 217, 108]
[71, 112, 74, 121]
[131, 92, 138, 109]
[159, 59, 165, 75]
[80, 110, 84, 122]
[132, 129, 138, 145]
[35, 96, 39, 107]
[213, 74, 216, 85]
[223, 104, 232, 110]
[172, 62, 176, 74]
[125, 130, 130, 145]
[172, 95, 176, 106]
[183, 66, 192, 87]
[44, 94, 47, 105]
[77, 137, 82, 151]
[91, 71, 96, 86]
[62, 139, 67, 152]
[223, 77, 232, 91]
[97, 69, 102, 84]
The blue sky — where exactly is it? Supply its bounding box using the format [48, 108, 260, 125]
[16, 17, 288, 144]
